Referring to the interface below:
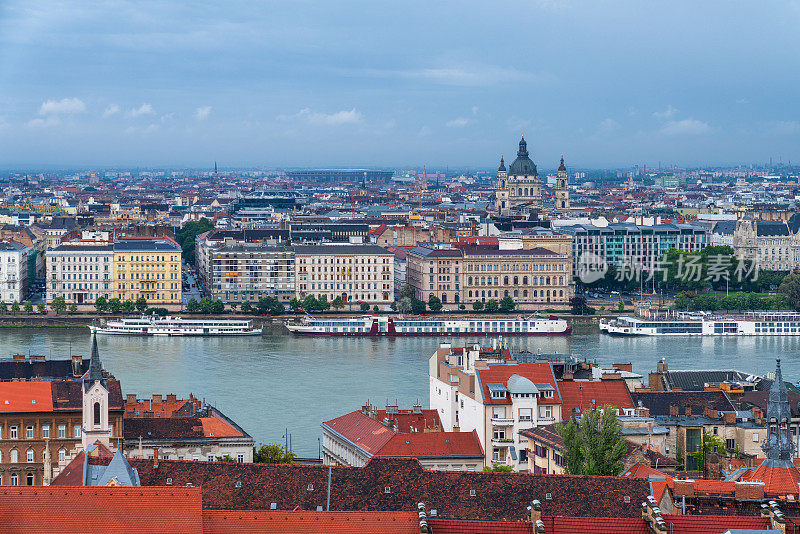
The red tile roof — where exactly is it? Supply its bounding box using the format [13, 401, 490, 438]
[558, 380, 633, 419]
[203, 510, 418, 533]
[661, 514, 771, 533]
[371, 409, 442, 433]
[125, 399, 188, 418]
[743, 462, 800, 496]
[428, 518, 533, 533]
[0, 486, 202, 533]
[620, 462, 666, 479]
[323, 411, 396, 455]
[542, 516, 649, 534]
[0, 382, 53, 412]
[477, 364, 560, 405]
[378, 429, 483, 457]
[200, 416, 244, 438]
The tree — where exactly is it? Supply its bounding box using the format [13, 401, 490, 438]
[68, 304, 77, 313]
[398, 297, 412, 314]
[51, 296, 67, 313]
[484, 299, 499, 313]
[135, 297, 148, 312]
[779, 273, 800, 311]
[318, 295, 331, 311]
[332, 296, 344, 310]
[229, 302, 238, 312]
[23, 301, 33, 313]
[0, 302, 7, 313]
[256, 296, 285, 315]
[10, 301, 19, 313]
[410, 298, 426, 315]
[472, 301, 484, 311]
[108, 298, 122, 314]
[428, 295, 442, 313]
[360, 302, 370, 312]
[218, 454, 237, 463]
[240, 301, 253, 314]
[36, 303, 45, 313]
[288, 297, 301, 312]
[617, 300, 625, 312]
[199, 296, 214, 314]
[556, 406, 627, 476]
[95, 297, 108, 313]
[253, 443, 296, 464]
[499, 296, 515, 312]
[399, 284, 415, 301]
[482, 463, 514, 472]
[688, 431, 727, 474]
[302, 295, 319, 312]
[175, 218, 214, 264]
[122, 299, 136, 313]
[211, 299, 225, 314]
[389, 301, 397, 311]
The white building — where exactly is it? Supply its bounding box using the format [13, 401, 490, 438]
[429, 344, 562, 471]
[46, 242, 114, 305]
[0, 241, 30, 303]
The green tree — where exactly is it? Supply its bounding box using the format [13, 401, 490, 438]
[211, 299, 225, 314]
[108, 298, 122, 313]
[122, 299, 136, 313]
[23, 301, 33, 313]
[399, 284, 415, 301]
[428, 295, 442, 313]
[288, 297, 301, 312]
[37, 303, 45, 313]
[241, 301, 253, 313]
[556, 406, 627, 476]
[186, 298, 200, 313]
[482, 463, 514, 472]
[484, 299, 499, 313]
[398, 297, 412, 314]
[175, 218, 214, 264]
[389, 301, 397, 311]
[135, 297, 148, 312]
[318, 295, 331, 311]
[218, 454, 237, 463]
[617, 300, 625, 312]
[68, 303, 78, 313]
[0, 302, 7, 313]
[51, 296, 67, 313]
[360, 302, 370, 312]
[373, 305, 379, 313]
[253, 443, 296, 464]
[688, 431, 727, 476]
[332, 296, 344, 310]
[10, 301, 19, 313]
[301, 295, 319, 312]
[199, 296, 214, 313]
[229, 302, 238, 312]
[256, 296, 285, 315]
[498, 296, 515, 312]
[472, 301, 484, 311]
[779, 273, 800, 311]
[95, 296, 108, 313]
[410, 298, 426, 315]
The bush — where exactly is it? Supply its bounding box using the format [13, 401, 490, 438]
[472, 301, 484, 311]
[149, 307, 170, 316]
[428, 295, 442, 313]
[360, 302, 370, 312]
[485, 299, 499, 313]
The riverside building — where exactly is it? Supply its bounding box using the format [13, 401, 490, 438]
[0, 241, 30, 303]
[208, 245, 294, 303]
[113, 238, 182, 305]
[46, 241, 114, 305]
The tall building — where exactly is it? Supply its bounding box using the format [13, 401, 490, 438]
[46, 242, 114, 305]
[208, 245, 294, 303]
[554, 156, 570, 212]
[113, 238, 182, 305]
[733, 216, 800, 271]
[0, 241, 30, 303]
[494, 136, 542, 215]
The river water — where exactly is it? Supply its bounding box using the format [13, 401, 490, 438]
[3, 325, 798, 456]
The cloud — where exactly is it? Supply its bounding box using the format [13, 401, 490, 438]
[765, 121, 800, 135]
[471, 106, 479, 116]
[357, 64, 555, 87]
[736, 98, 749, 105]
[103, 104, 120, 118]
[194, 106, 212, 121]
[446, 117, 470, 128]
[126, 103, 155, 118]
[653, 105, 678, 119]
[39, 98, 85, 115]
[660, 118, 711, 136]
[598, 118, 620, 133]
[281, 107, 362, 126]
[506, 117, 531, 131]
[27, 117, 61, 128]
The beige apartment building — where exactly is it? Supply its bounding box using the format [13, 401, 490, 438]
[113, 238, 182, 305]
[209, 245, 295, 303]
[46, 242, 115, 305]
[294, 244, 394, 305]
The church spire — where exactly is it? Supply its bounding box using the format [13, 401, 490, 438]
[517, 135, 528, 158]
[558, 155, 566, 172]
[762, 359, 794, 466]
[498, 155, 506, 172]
[86, 335, 107, 391]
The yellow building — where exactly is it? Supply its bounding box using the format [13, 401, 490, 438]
[113, 238, 182, 304]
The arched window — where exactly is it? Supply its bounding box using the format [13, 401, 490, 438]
[454, 294, 459, 303]
[546, 277, 551, 285]
[468, 276, 473, 285]
[514, 290, 519, 297]
[559, 290, 564, 297]
[504, 276, 509, 285]
[9, 449, 18, 463]
[58, 449, 66, 463]
[523, 276, 528, 285]
[442, 294, 447, 304]
[94, 402, 101, 426]
[524, 188, 528, 196]
[468, 291, 472, 298]
[26, 473, 34, 486]
[504, 290, 509, 297]
[517, 188, 522, 196]
[26, 449, 33, 463]
[523, 290, 528, 297]
[513, 276, 518, 285]
[559, 276, 564, 285]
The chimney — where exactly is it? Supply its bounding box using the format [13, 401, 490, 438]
[704, 407, 718, 419]
[72, 355, 82, 377]
[762, 501, 787, 532]
[672, 479, 695, 497]
[152, 394, 163, 404]
[529, 500, 542, 524]
[635, 402, 650, 418]
[735, 481, 765, 501]
[12, 354, 25, 360]
[614, 363, 633, 372]
[166, 394, 177, 403]
[669, 405, 679, 417]
[412, 402, 423, 415]
[642, 496, 668, 532]
[153, 448, 159, 468]
[562, 373, 574, 381]
[30, 354, 45, 362]
[723, 412, 736, 424]
[656, 359, 668, 373]
[684, 406, 692, 416]
[126, 394, 137, 404]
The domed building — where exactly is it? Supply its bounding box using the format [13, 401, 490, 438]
[494, 136, 543, 215]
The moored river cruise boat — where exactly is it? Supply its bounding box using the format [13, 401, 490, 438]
[599, 311, 800, 337]
[89, 316, 262, 336]
[284, 314, 571, 336]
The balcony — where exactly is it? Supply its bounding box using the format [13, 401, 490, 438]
[491, 438, 514, 447]
[537, 416, 556, 425]
[491, 417, 514, 426]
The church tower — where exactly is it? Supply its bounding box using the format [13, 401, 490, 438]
[762, 359, 794, 466]
[494, 155, 509, 214]
[555, 155, 570, 212]
[82, 336, 111, 449]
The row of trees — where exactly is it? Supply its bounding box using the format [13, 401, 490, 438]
[0, 301, 46, 313]
[392, 285, 516, 315]
[672, 273, 800, 311]
[175, 218, 214, 264]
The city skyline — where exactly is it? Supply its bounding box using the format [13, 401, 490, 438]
[2, 1, 800, 168]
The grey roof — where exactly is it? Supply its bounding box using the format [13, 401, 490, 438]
[487, 383, 509, 393]
[756, 221, 790, 236]
[712, 220, 737, 235]
[85, 336, 107, 392]
[0, 241, 27, 252]
[408, 246, 462, 258]
[113, 238, 181, 251]
[508, 136, 537, 176]
[507, 374, 538, 395]
[85, 449, 140, 486]
[662, 369, 763, 391]
[50, 243, 114, 253]
[292, 244, 391, 255]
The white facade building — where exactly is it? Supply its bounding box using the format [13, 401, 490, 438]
[0, 241, 30, 303]
[46, 242, 114, 305]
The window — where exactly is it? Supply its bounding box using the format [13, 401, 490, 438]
[26, 426, 33, 439]
[237, 454, 244, 463]
[58, 425, 66, 438]
[753, 433, 759, 442]
[9, 449, 18, 463]
[10, 474, 17, 486]
[26, 449, 33, 463]
[208, 455, 215, 462]
[10, 426, 17, 439]
[94, 402, 101, 426]
[518, 408, 532, 421]
[42, 425, 49, 439]
[726, 439, 735, 451]
[74, 425, 81, 438]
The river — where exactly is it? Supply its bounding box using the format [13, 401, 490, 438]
[2, 325, 798, 456]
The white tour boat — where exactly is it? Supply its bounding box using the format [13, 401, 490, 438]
[89, 315, 262, 336]
[600, 311, 800, 337]
[284, 314, 571, 336]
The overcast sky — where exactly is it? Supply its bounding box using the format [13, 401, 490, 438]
[1, 0, 799, 169]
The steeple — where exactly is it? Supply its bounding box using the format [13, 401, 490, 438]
[498, 155, 506, 173]
[517, 135, 528, 158]
[85, 335, 107, 392]
[762, 359, 794, 466]
[558, 155, 566, 172]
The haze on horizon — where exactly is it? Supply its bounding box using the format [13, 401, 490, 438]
[1, 0, 799, 170]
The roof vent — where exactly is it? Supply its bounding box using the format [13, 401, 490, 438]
[165, 478, 172, 485]
[430, 510, 438, 517]
[384, 486, 391, 494]
[270, 503, 277, 510]
[235, 481, 242, 488]
[545, 493, 552, 500]
[624, 496, 630, 503]
[469, 489, 476, 497]
[307, 484, 314, 491]
[316, 506, 323, 511]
